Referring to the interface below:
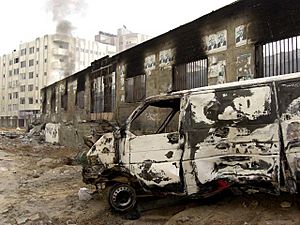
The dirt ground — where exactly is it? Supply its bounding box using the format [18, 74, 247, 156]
[1, 129, 300, 225]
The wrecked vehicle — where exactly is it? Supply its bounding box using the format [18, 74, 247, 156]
[83, 72, 300, 211]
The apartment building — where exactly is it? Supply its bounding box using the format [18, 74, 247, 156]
[95, 26, 152, 53]
[0, 34, 116, 128]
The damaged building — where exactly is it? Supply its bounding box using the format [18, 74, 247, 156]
[41, 0, 300, 147]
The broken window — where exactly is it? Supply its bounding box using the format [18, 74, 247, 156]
[173, 59, 208, 91]
[129, 98, 180, 136]
[256, 35, 300, 77]
[76, 76, 85, 109]
[50, 87, 56, 113]
[91, 73, 115, 113]
[125, 74, 146, 103]
[42, 91, 47, 114]
[61, 82, 68, 110]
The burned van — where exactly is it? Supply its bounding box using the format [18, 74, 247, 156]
[83, 72, 300, 211]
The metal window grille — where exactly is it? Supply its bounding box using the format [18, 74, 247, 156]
[125, 75, 146, 103]
[91, 73, 115, 113]
[173, 59, 208, 91]
[263, 36, 300, 77]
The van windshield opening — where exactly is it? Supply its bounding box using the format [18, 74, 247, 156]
[129, 98, 180, 136]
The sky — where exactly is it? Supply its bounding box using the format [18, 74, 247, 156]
[0, 0, 236, 55]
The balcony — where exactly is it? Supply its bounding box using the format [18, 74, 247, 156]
[52, 48, 69, 56]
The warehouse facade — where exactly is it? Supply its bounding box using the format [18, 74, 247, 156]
[41, 0, 300, 146]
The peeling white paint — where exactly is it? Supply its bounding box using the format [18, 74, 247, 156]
[189, 92, 216, 125]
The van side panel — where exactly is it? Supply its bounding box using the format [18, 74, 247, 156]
[182, 84, 281, 195]
[277, 79, 300, 191]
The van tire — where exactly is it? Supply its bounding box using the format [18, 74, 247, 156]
[108, 183, 136, 212]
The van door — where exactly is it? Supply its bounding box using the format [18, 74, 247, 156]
[276, 78, 300, 193]
[126, 97, 184, 192]
[181, 84, 281, 195]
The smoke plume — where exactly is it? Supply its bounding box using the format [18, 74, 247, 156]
[47, 0, 87, 34]
[46, 0, 87, 83]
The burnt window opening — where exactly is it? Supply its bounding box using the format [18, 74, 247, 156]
[125, 74, 146, 103]
[50, 87, 56, 113]
[91, 73, 115, 113]
[173, 59, 208, 91]
[42, 91, 47, 114]
[61, 82, 68, 110]
[256, 35, 300, 78]
[76, 75, 85, 109]
[129, 98, 180, 136]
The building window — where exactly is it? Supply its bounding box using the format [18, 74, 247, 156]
[14, 58, 19, 64]
[8, 93, 12, 100]
[125, 74, 146, 103]
[20, 61, 26, 68]
[58, 41, 69, 49]
[28, 84, 34, 91]
[29, 47, 34, 54]
[257, 35, 300, 77]
[28, 97, 34, 104]
[91, 72, 116, 113]
[44, 58, 47, 63]
[76, 76, 85, 109]
[13, 92, 18, 99]
[13, 69, 19, 75]
[36, 47, 39, 52]
[51, 87, 56, 113]
[61, 83, 68, 110]
[44, 45, 48, 50]
[29, 72, 34, 79]
[20, 98, 25, 104]
[36, 61, 39, 65]
[173, 59, 208, 91]
[44, 72, 47, 76]
[9, 60, 13, 65]
[20, 73, 26, 80]
[29, 59, 34, 66]
[20, 85, 25, 92]
[9, 70, 12, 76]
[21, 49, 26, 56]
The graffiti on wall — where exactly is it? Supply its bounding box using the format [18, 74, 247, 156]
[205, 30, 227, 53]
[144, 55, 156, 75]
[159, 49, 175, 68]
[235, 25, 247, 47]
[45, 123, 60, 144]
[237, 53, 253, 80]
[208, 56, 226, 84]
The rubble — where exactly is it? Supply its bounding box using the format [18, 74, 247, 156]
[0, 128, 299, 224]
[78, 187, 92, 201]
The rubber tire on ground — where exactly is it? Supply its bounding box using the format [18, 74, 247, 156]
[108, 183, 136, 212]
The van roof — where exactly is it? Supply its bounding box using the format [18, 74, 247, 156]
[145, 72, 300, 102]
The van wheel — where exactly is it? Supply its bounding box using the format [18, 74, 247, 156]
[108, 183, 136, 212]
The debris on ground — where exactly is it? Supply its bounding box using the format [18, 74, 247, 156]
[0, 128, 300, 225]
